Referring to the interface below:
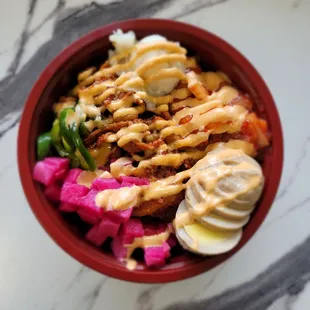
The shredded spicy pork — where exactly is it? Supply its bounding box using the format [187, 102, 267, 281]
[66, 53, 270, 220]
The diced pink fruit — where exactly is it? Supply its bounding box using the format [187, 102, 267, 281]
[99, 217, 121, 237]
[54, 168, 68, 181]
[120, 181, 134, 188]
[111, 235, 128, 260]
[85, 225, 108, 246]
[60, 182, 89, 205]
[33, 161, 57, 186]
[162, 242, 171, 258]
[45, 158, 69, 181]
[44, 157, 70, 171]
[167, 234, 177, 247]
[119, 218, 144, 244]
[119, 176, 149, 186]
[44, 182, 61, 202]
[77, 209, 100, 225]
[78, 189, 98, 208]
[143, 223, 167, 236]
[143, 224, 159, 236]
[59, 202, 78, 212]
[104, 208, 133, 223]
[111, 218, 144, 260]
[158, 223, 167, 234]
[91, 178, 121, 191]
[144, 246, 166, 267]
[78, 190, 102, 223]
[33, 158, 70, 185]
[64, 168, 83, 183]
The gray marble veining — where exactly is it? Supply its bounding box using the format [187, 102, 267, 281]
[1, 0, 310, 309]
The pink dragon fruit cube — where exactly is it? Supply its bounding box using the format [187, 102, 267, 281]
[99, 217, 121, 237]
[33, 161, 58, 186]
[111, 235, 128, 260]
[120, 181, 135, 188]
[77, 190, 102, 224]
[85, 225, 108, 246]
[162, 242, 171, 258]
[60, 182, 89, 205]
[64, 168, 83, 184]
[111, 218, 144, 260]
[44, 182, 62, 202]
[118, 176, 149, 186]
[59, 202, 78, 212]
[167, 234, 177, 248]
[144, 246, 166, 267]
[119, 218, 144, 244]
[91, 178, 121, 191]
[103, 208, 133, 223]
[44, 157, 69, 171]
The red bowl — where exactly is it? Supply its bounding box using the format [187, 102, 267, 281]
[18, 19, 283, 283]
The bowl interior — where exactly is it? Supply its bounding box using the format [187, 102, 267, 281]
[19, 19, 283, 283]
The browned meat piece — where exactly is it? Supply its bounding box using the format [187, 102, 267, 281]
[182, 158, 197, 169]
[103, 94, 115, 106]
[118, 91, 134, 100]
[103, 91, 134, 107]
[103, 120, 137, 133]
[151, 205, 178, 222]
[161, 111, 171, 120]
[164, 134, 181, 144]
[144, 166, 177, 181]
[179, 114, 193, 125]
[94, 74, 117, 83]
[208, 132, 240, 145]
[83, 128, 105, 147]
[84, 120, 141, 147]
[122, 138, 164, 153]
[133, 191, 184, 217]
[143, 115, 165, 125]
[97, 133, 113, 146]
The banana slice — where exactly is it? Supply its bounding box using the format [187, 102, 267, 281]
[175, 201, 242, 255]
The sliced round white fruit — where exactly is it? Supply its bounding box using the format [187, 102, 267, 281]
[213, 205, 254, 220]
[198, 213, 250, 231]
[185, 184, 254, 221]
[174, 201, 242, 255]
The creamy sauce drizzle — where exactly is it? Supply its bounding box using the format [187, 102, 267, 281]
[95, 147, 261, 228]
[125, 230, 171, 258]
[124, 229, 172, 268]
[70, 35, 251, 174]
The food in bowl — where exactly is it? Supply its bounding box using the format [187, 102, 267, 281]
[32, 29, 270, 270]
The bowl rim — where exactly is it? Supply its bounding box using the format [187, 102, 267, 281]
[17, 18, 283, 283]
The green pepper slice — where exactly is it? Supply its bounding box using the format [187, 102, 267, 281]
[51, 119, 70, 157]
[79, 122, 90, 137]
[37, 132, 52, 160]
[59, 108, 76, 150]
[69, 123, 96, 171]
[51, 119, 80, 167]
[59, 108, 96, 171]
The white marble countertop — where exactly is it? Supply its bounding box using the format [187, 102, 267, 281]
[1, 0, 310, 309]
